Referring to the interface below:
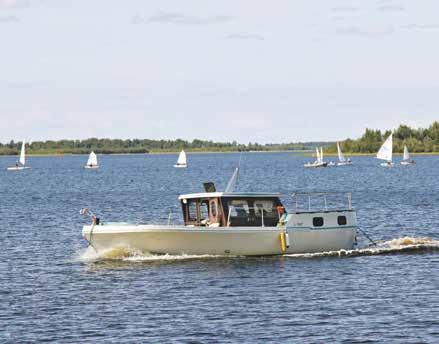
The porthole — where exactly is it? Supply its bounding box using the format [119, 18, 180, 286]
[313, 217, 324, 227]
[337, 216, 347, 226]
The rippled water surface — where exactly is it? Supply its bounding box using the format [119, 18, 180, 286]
[1, 153, 438, 343]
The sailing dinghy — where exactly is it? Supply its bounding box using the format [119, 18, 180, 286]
[336, 142, 352, 166]
[174, 150, 187, 168]
[401, 145, 415, 165]
[7, 141, 31, 171]
[84, 151, 99, 169]
[377, 134, 394, 167]
[304, 147, 326, 168]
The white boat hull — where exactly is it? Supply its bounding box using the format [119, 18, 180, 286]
[84, 165, 99, 169]
[174, 164, 187, 168]
[82, 224, 356, 256]
[401, 161, 415, 165]
[304, 162, 327, 168]
[380, 162, 394, 167]
[7, 166, 31, 171]
[337, 161, 352, 166]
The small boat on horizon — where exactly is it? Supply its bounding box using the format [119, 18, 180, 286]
[174, 150, 188, 168]
[304, 147, 328, 168]
[7, 140, 31, 171]
[336, 142, 352, 166]
[401, 145, 415, 165]
[84, 151, 99, 169]
[377, 134, 394, 167]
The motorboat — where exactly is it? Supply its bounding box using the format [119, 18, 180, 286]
[336, 142, 352, 166]
[7, 140, 31, 171]
[174, 150, 187, 168]
[84, 151, 99, 169]
[377, 134, 394, 167]
[401, 145, 415, 165]
[81, 182, 357, 256]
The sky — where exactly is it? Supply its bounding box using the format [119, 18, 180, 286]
[1, 0, 439, 143]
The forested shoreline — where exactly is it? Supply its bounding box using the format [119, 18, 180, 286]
[1, 122, 438, 155]
[0, 138, 328, 155]
[328, 122, 439, 154]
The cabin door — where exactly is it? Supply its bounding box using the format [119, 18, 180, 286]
[209, 198, 219, 225]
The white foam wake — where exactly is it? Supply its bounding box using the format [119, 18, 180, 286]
[76, 236, 439, 263]
[78, 246, 225, 262]
[284, 236, 439, 258]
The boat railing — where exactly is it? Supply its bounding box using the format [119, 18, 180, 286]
[290, 192, 352, 213]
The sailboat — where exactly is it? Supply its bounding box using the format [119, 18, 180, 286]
[7, 140, 31, 171]
[377, 134, 394, 167]
[401, 145, 415, 165]
[304, 147, 327, 168]
[336, 142, 352, 166]
[84, 151, 99, 169]
[174, 150, 187, 168]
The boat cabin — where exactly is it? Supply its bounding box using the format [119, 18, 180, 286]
[179, 192, 284, 227]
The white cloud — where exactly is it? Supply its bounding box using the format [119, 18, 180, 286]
[0, 0, 29, 10]
[331, 6, 359, 12]
[401, 24, 439, 30]
[336, 25, 395, 37]
[377, 5, 405, 12]
[132, 12, 234, 26]
[223, 33, 264, 41]
[0, 14, 18, 22]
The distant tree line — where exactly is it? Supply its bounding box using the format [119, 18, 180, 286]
[0, 138, 331, 155]
[327, 121, 439, 154]
[3, 122, 436, 155]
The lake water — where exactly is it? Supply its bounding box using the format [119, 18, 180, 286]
[1, 153, 438, 343]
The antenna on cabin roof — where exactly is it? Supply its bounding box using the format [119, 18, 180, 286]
[225, 152, 242, 192]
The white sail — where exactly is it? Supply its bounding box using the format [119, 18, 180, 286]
[19, 140, 26, 166]
[377, 134, 393, 162]
[315, 147, 320, 162]
[176, 150, 187, 166]
[337, 142, 346, 162]
[87, 151, 98, 166]
[320, 147, 324, 163]
[403, 145, 410, 161]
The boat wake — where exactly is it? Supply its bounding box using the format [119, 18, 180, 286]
[285, 236, 439, 258]
[79, 246, 225, 263]
[77, 237, 439, 263]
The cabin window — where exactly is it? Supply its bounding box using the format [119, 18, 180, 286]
[211, 201, 217, 218]
[228, 200, 249, 217]
[254, 200, 274, 217]
[208, 198, 221, 225]
[337, 215, 347, 226]
[187, 201, 198, 222]
[200, 201, 209, 223]
[254, 200, 277, 226]
[227, 200, 250, 226]
[313, 217, 324, 227]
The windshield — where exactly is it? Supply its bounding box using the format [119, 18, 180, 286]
[225, 198, 282, 227]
